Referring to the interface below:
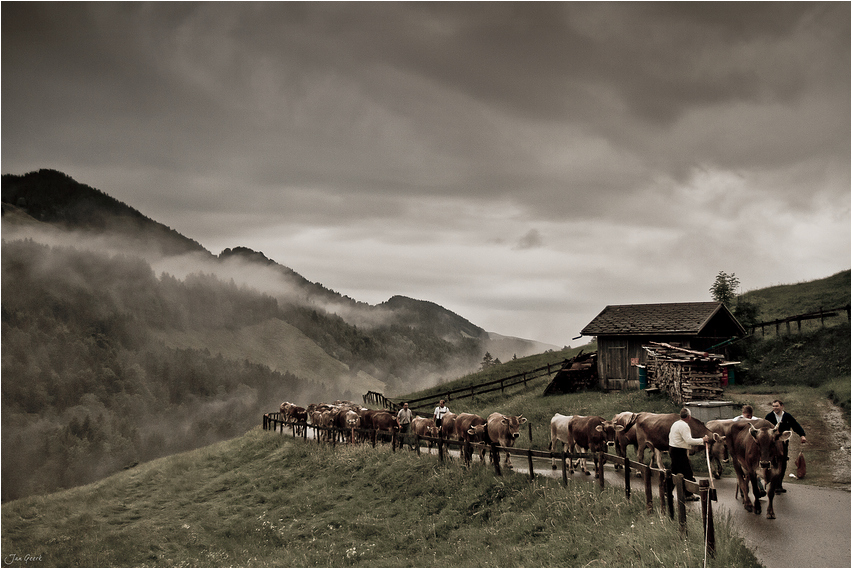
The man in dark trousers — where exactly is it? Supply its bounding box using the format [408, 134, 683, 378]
[668, 407, 712, 501]
[396, 402, 415, 450]
[765, 399, 807, 492]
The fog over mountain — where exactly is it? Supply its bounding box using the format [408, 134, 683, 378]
[1, 170, 557, 501]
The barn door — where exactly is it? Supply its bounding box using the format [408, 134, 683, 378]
[604, 339, 628, 389]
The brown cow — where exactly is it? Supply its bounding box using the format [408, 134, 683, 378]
[567, 415, 624, 477]
[706, 418, 765, 478]
[455, 413, 487, 463]
[334, 409, 362, 442]
[287, 405, 308, 436]
[634, 412, 721, 471]
[371, 411, 400, 443]
[705, 419, 736, 478]
[411, 417, 436, 450]
[439, 412, 458, 440]
[727, 419, 790, 519]
[485, 412, 527, 469]
[611, 411, 639, 473]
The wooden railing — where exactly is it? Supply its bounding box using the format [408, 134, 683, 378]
[368, 361, 565, 413]
[263, 412, 718, 559]
[750, 304, 850, 336]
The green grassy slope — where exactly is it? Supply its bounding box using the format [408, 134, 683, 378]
[399, 343, 595, 406]
[1, 427, 758, 568]
[739, 269, 850, 323]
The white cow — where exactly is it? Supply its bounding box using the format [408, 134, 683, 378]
[549, 413, 574, 469]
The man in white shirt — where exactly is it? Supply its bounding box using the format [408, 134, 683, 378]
[669, 407, 711, 501]
[433, 400, 449, 429]
[733, 404, 754, 421]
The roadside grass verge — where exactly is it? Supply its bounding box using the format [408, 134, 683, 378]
[2, 428, 759, 567]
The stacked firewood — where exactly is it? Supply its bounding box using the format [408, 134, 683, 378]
[643, 341, 726, 404]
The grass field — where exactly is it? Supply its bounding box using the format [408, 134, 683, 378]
[2, 427, 760, 568]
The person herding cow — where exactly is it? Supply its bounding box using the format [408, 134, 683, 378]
[764, 399, 807, 493]
[669, 407, 712, 501]
[433, 400, 450, 429]
[397, 402, 415, 450]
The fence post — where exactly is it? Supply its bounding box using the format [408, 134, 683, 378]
[561, 450, 568, 486]
[644, 466, 654, 514]
[438, 431, 444, 463]
[700, 479, 716, 558]
[527, 448, 535, 480]
[623, 456, 631, 499]
[598, 451, 605, 490]
[491, 444, 502, 476]
[664, 471, 674, 519]
[675, 474, 687, 534]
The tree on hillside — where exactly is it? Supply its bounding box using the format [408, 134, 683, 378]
[710, 271, 740, 308]
[481, 352, 494, 370]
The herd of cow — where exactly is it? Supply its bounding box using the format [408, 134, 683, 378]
[278, 400, 530, 467]
[278, 401, 793, 519]
[555, 411, 794, 519]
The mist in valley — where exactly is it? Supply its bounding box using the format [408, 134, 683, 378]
[1, 216, 489, 501]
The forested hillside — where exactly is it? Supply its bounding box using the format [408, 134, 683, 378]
[0, 170, 514, 500]
[1, 239, 333, 500]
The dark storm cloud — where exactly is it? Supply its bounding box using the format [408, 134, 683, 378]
[2, 2, 849, 345]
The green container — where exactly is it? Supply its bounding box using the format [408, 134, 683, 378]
[638, 366, 647, 390]
[727, 366, 735, 386]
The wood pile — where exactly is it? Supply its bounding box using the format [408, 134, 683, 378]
[543, 351, 598, 395]
[643, 341, 726, 404]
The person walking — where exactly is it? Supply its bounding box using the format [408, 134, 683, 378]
[733, 404, 755, 421]
[433, 400, 449, 430]
[764, 399, 807, 492]
[397, 402, 415, 450]
[669, 407, 711, 501]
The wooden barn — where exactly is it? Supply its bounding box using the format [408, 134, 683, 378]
[580, 302, 746, 391]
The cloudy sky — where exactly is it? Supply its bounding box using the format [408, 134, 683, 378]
[3, 2, 850, 346]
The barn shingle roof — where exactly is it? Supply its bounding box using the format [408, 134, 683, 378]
[581, 302, 737, 336]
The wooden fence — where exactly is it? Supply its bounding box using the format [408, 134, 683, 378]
[750, 304, 850, 336]
[365, 361, 565, 413]
[263, 412, 719, 559]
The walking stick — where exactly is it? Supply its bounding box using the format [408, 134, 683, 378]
[704, 442, 717, 502]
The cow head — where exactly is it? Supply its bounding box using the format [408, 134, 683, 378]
[749, 424, 792, 469]
[595, 420, 625, 446]
[345, 410, 361, 429]
[502, 415, 527, 440]
[467, 424, 488, 442]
